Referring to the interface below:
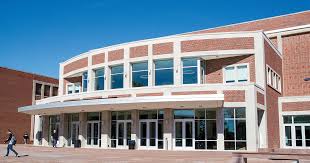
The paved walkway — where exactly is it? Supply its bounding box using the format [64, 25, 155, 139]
[0, 144, 309, 163]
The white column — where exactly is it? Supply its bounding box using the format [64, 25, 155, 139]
[101, 111, 111, 148]
[124, 47, 130, 88]
[173, 41, 181, 86]
[148, 44, 153, 87]
[254, 33, 266, 90]
[217, 108, 224, 150]
[164, 108, 173, 150]
[246, 85, 259, 151]
[33, 115, 42, 146]
[87, 56, 94, 92]
[59, 63, 64, 96]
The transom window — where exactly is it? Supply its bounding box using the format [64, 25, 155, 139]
[110, 65, 124, 89]
[182, 58, 198, 84]
[94, 68, 105, 91]
[131, 62, 148, 87]
[224, 64, 248, 83]
[154, 59, 174, 86]
[283, 115, 310, 148]
[224, 107, 246, 150]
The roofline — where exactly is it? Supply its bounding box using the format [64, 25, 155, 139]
[0, 66, 58, 81]
[180, 10, 310, 35]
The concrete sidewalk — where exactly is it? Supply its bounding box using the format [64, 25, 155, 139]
[0, 144, 309, 163]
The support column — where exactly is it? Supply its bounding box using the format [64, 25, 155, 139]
[42, 115, 49, 146]
[79, 112, 87, 147]
[58, 114, 68, 147]
[33, 115, 42, 146]
[164, 108, 173, 150]
[246, 86, 259, 151]
[101, 111, 111, 148]
[131, 110, 139, 148]
[217, 108, 224, 150]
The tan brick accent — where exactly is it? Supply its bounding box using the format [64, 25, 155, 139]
[130, 45, 148, 58]
[63, 57, 88, 74]
[92, 53, 105, 65]
[171, 91, 217, 95]
[188, 11, 310, 34]
[108, 49, 124, 61]
[257, 92, 265, 105]
[282, 33, 310, 96]
[181, 37, 254, 53]
[0, 67, 58, 144]
[108, 94, 131, 98]
[223, 90, 245, 102]
[136, 92, 163, 97]
[206, 55, 255, 83]
[282, 101, 310, 111]
[152, 42, 174, 55]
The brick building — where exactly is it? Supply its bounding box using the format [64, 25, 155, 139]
[0, 67, 58, 144]
[19, 10, 309, 151]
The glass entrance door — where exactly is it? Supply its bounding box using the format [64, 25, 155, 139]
[71, 122, 79, 147]
[117, 120, 131, 148]
[87, 121, 100, 147]
[174, 120, 194, 150]
[139, 120, 157, 149]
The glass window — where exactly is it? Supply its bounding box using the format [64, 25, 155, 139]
[67, 84, 73, 94]
[74, 83, 80, 93]
[182, 58, 198, 84]
[111, 65, 124, 89]
[174, 110, 194, 119]
[154, 59, 173, 86]
[94, 68, 105, 91]
[132, 62, 148, 87]
[224, 107, 246, 150]
[87, 112, 100, 121]
[44, 85, 50, 98]
[285, 126, 292, 146]
[52, 87, 58, 96]
[82, 72, 88, 92]
[224, 64, 248, 83]
[293, 115, 310, 123]
[35, 83, 42, 100]
[283, 116, 292, 124]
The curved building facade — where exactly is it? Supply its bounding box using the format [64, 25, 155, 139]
[19, 10, 310, 151]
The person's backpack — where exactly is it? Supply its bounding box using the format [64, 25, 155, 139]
[12, 135, 17, 145]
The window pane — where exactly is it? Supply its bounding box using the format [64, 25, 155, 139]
[95, 77, 104, 90]
[225, 67, 235, 83]
[67, 85, 73, 94]
[305, 126, 310, 139]
[235, 108, 246, 118]
[285, 126, 291, 139]
[174, 110, 194, 119]
[183, 67, 198, 84]
[236, 120, 246, 140]
[155, 60, 173, 69]
[224, 108, 234, 118]
[44, 85, 50, 97]
[111, 65, 123, 74]
[195, 120, 205, 140]
[283, 116, 292, 124]
[52, 87, 58, 96]
[182, 58, 197, 67]
[237, 65, 248, 82]
[236, 142, 246, 150]
[74, 83, 80, 93]
[132, 71, 148, 87]
[224, 120, 235, 140]
[111, 74, 123, 89]
[207, 141, 217, 150]
[195, 141, 205, 149]
[87, 112, 100, 121]
[294, 115, 310, 123]
[206, 110, 216, 119]
[295, 126, 302, 140]
[82, 72, 88, 92]
[207, 120, 217, 140]
[158, 110, 164, 119]
[132, 62, 148, 71]
[95, 68, 104, 77]
[224, 142, 235, 150]
[155, 69, 173, 86]
[195, 109, 205, 119]
[158, 120, 163, 140]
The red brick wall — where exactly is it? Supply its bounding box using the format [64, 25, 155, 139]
[282, 33, 310, 96]
[223, 90, 245, 102]
[136, 92, 163, 97]
[130, 45, 148, 58]
[92, 53, 105, 65]
[152, 42, 174, 55]
[265, 40, 283, 149]
[188, 11, 310, 34]
[0, 67, 57, 144]
[63, 58, 88, 74]
[282, 101, 310, 111]
[270, 37, 278, 48]
[257, 92, 265, 105]
[108, 49, 124, 61]
[206, 55, 255, 83]
[181, 37, 254, 53]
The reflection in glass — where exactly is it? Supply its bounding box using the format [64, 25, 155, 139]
[155, 59, 174, 86]
[132, 62, 148, 87]
[111, 65, 124, 89]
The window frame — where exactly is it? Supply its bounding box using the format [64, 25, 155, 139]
[223, 63, 250, 84]
[181, 57, 200, 85]
[266, 65, 281, 93]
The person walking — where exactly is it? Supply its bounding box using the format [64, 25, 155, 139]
[23, 132, 29, 144]
[4, 129, 18, 157]
[51, 129, 58, 148]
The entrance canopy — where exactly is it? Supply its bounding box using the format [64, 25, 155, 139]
[19, 94, 224, 115]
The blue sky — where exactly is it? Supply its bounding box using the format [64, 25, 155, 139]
[0, 0, 309, 78]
